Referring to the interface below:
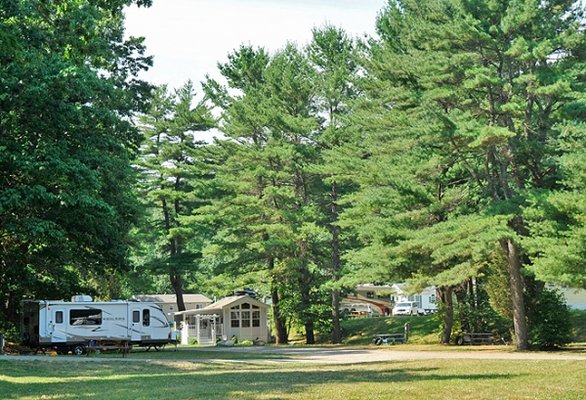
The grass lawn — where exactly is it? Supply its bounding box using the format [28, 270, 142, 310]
[341, 315, 440, 345]
[1, 357, 585, 400]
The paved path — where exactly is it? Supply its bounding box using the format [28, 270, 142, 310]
[2, 347, 586, 364]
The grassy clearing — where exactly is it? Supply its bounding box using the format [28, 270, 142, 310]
[1, 358, 585, 400]
[341, 309, 586, 346]
[341, 315, 439, 345]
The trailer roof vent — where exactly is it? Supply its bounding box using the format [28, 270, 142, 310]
[71, 295, 93, 302]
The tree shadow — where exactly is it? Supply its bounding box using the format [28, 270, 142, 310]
[0, 360, 521, 400]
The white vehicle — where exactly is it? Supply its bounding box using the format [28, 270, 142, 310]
[392, 301, 419, 316]
[20, 296, 176, 354]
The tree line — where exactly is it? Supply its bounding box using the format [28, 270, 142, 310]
[1, 0, 584, 350]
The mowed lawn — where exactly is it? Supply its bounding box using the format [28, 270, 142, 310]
[1, 357, 585, 400]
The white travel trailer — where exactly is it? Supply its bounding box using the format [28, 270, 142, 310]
[20, 296, 175, 354]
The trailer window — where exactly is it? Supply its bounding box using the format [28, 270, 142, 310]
[70, 309, 102, 326]
[142, 309, 150, 327]
[55, 311, 63, 324]
[133, 310, 140, 323]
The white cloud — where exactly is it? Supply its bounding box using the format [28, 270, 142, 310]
[124, 0, 385, 89]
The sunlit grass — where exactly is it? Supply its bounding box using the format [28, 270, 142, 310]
[2, 358, 585, 400]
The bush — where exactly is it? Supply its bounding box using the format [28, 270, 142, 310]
[528, 288, 572, 349]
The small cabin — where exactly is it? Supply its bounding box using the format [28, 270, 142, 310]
[173, 295, 269, 345]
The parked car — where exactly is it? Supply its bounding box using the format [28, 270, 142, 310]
[392, 301, 419, 316]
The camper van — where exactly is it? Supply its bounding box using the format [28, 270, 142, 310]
[20, 296, 175, 354]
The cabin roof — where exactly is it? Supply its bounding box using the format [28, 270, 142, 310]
[172, 295, 268, 316]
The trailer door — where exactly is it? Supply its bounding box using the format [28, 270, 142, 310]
[49, 308, 67, 343]
[129, 306, 143, 342]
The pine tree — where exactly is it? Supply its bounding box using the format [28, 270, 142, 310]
[307, 25, 359, 343]
[137, 82, 215, 311]
[347, 0, 585, 350]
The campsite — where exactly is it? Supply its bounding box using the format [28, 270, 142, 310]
[2, 0, 586, 398]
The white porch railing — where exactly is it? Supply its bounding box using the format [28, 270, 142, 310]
[180, 314, 223, 345]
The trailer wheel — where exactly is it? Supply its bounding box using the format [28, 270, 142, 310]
[72, 345, 85, 356]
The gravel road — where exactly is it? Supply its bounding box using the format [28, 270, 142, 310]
[2, 347, 585, 364]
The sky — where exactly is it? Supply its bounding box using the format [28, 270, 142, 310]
[124, 0, 387, 90]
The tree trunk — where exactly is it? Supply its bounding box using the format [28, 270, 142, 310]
[330, 181, 342, 344]
[170, 273, 186, 311]
[500, 238, 529, 350]
[305, 321, 315, 344]
[331, 289, 342, 343]
[298, 246, 315, 344]
[268, 257, 288, 344]
[162, 198, 186, 312]
[438, 286, 454, 345]
[271, 285, 288, 344]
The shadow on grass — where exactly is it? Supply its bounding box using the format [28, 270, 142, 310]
[0, 360, 518, 400]
[112, 346, 298, 361]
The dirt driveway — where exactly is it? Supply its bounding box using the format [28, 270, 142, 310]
[2, 346, 586, 364]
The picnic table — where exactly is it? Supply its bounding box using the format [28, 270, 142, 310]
[86, 340, 130, 357]
[456, 333, 495, 345]
[373, 333, 406, 345]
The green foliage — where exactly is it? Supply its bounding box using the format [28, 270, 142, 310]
[524, 124, 586, 288]
[484, 251, 513, 320]
[454, 287, 512, 342]
[340, 0, 586, 350]
[0, 0, 152, 327]
[134, 82, 215, 305]
[570, 309, 586, 342]
[527, 288, 572, 349]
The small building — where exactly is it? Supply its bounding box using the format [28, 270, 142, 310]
[133, 294, 212, 323]
[173, 295, 270, 346]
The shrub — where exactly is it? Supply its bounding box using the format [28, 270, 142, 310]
[528, 288, 572, 349]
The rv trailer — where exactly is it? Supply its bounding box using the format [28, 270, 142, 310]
[21, 296, 175, 354]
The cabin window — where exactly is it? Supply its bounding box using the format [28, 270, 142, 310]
[230, 311, 240, 328]
[132, 310, 140, 323]
[252, 311, 260, 327]
[241, 303, 251, 309]
[241, 311, 251, 328]
[55, 311, 63, 324]
[142, 309, 150, 326]
[70, 309, 102, 326]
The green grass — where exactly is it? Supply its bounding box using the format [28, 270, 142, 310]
[1, 358, 585, 399]
[341, 309, 586, 346]
[84, 345, 298, 361]
[341, 315, 439, 345]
